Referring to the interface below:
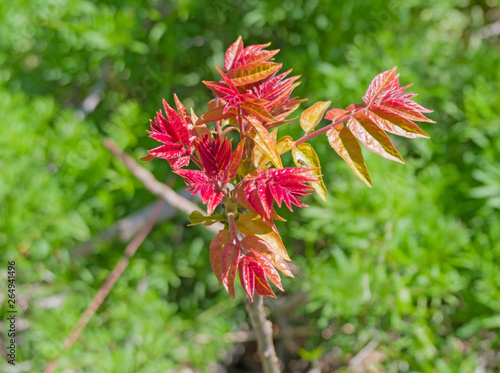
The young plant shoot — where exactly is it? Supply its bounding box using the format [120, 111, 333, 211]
[143, 37, 434, 301]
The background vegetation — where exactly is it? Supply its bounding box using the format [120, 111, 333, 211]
[1, 0, 499, 372]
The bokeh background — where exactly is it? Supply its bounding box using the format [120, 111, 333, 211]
[1, 0, 500, 372]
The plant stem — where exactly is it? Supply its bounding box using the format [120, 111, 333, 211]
[245, 294, 281, 373]
[294, 109, 361, 146]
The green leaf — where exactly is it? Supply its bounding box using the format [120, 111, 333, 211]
[300, 101, 331, 133]
[247, 117, 283, 168]
[292, 143, 328, 201]
[187, 211, 225, 226]
[326, 124, 372, 187]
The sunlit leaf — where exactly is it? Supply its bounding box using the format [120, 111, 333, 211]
[241, 235, 293, 277]
[247, 117, 283, 168]
[292, 143, 328, 201]
[326, 124, 372, 187]
[236, 213, 290, 261]
[227, 62, 282, 86]
[187, 211, 225, 226]
[221, 242, 240, 298]
[348, 112, 404, 163]
[300, 101, 331, 133]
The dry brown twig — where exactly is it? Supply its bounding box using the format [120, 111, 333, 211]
[43, 199, 164, 373]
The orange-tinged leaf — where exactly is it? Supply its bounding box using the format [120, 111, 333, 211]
[196, 106, 236, 126]
[325, 108, 349, 121]
[236, 213, 290, 261]
[327, 125, 372, 187]
[348, 112, 404, 163]
[369, 106, 430, 138]
[210, 229, 231, 286]
[227, 62, 281, 86]
[252, 132, 294, 168]
[242, 102, 277, 122]
[242, 235, 293, 277]
[292, 143, 328, 201]
[140, 154, 155, 161]
[300, 101, 331, 133]
[247, 117, 283, 168]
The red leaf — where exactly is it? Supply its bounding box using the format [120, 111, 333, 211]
[210, 229, 231, 286]
[347, 112, 404, 163]
[241, 168, 318, 221]
[324, 67, 434, 186]
[224, 36, 243, 71]
[248, 260, 276, 297]
[238, 259, 255, 301]
[363, 67, 434, 124]
[245, 250, 283, 291]
[242, 235, 293, 277]
[221, 242, 241, 298]
[146, 98, 193, 168]
[227, 139, 245, 179]
[174, 169, 224, 214]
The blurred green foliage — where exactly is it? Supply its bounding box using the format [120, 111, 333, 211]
[1, 0, 500, 372]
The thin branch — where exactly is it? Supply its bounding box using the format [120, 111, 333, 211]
[294, 109, 361, 146]
[103, 138, 223, 234]
[43, 200, 164, 373]
[69, 192, 195, 259]
[348, 338, 380, 372]
[245, 294, 281, 373]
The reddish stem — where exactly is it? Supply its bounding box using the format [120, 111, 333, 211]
[294, 108, 361, 146]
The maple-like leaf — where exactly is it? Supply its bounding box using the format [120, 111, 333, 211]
[175, 135, 244, 214]
[237, 168, 319, 225]
[324, 67, 434, 186]
[145, 96, 194, 169]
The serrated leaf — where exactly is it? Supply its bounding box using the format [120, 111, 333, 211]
[246, 250, 283, 291]
[247, 117, 283, 168]
[224, 36, 243, 70]
[300, 101, 331, 133]
[227, 62, 281, 86]
[368, 106, 430, 138]
[248, 260, 276, 297]
[348, 112, 404, 163]
[240, 168, 317, 223]
[292, 143, 328, 201]
[241, 235, 293, 277]
[221, 242, 240, 298]
[238, 259, 255, 301]
[210, 229, 231, 286]
[326, 124, 372, 187]
[236, 213, 290, 261]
